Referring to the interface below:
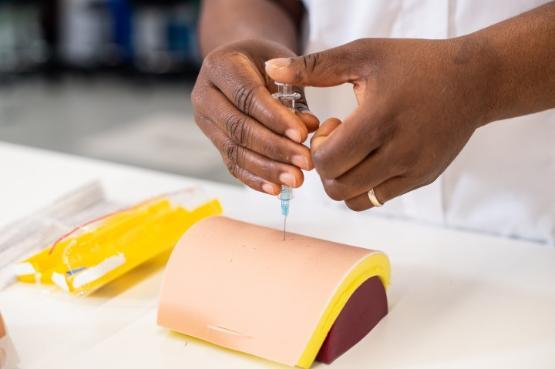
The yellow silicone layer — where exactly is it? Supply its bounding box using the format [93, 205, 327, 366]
[296, 252, 390, 368]
[17, 196, 222, 295]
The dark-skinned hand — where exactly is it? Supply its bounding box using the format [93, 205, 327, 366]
[192, 39, 319, 195]
[266, 37, 491, 210]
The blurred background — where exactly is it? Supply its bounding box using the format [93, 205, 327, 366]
[0, 0, 233, 183]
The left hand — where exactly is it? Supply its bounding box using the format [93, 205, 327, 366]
[265, 37, 493, 210]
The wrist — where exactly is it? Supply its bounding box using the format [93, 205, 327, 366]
[449, 34, 502, 130]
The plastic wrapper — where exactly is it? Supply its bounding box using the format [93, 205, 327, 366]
[0, 181, 119, 289]
[14, 186, 222, 295]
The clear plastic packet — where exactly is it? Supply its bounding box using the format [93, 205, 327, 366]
[0, 181, 120, 290]
[12, 185, 222, 295]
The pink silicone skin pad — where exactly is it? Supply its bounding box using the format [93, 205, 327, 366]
[158, 216, 388, 367]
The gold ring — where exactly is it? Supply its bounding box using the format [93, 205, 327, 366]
[368, 188, 383, 207]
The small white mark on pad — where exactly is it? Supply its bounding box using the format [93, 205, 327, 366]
[207, 324, 249, 338]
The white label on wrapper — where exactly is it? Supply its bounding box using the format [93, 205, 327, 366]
[0, 334, 19, 369]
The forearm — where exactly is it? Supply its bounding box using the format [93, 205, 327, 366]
[470, 1, 555, 125]
[199, 0, 302, 56]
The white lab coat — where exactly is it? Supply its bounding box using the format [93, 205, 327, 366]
[301, 0, 555, 244]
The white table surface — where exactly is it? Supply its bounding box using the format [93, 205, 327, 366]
[0, 142, 554, 369]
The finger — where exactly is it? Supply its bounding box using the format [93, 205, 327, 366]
[298, 110, 320, 132]
[295, 101, 320, 133]
[344, 176, 416, 211]
[196, 114, 304, 189]
[321, 145, 399, 201]
[241, 147, 305, 189]
[310, 117, 342, 151]
[232, 165, 282, 196]
[194, 86, 313, 170]
[265, 41, 363, 87]
[206, 54, 308, 143]
[291, 86, 319, 132]
[312, 106, 391, 179]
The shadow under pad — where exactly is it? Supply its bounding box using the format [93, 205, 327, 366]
[316, 276, 388, 364]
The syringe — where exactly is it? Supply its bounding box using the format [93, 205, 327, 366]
[272, 82, 300, 240]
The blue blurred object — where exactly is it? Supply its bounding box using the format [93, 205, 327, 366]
[107, 0, 134, 64]
[0, 0, 202, 78]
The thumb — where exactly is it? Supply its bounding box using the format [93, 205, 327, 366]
[265, 45, 356, 87]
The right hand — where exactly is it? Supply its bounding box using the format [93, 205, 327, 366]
[192, 39, 319, 195]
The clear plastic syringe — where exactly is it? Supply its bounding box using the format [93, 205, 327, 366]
[272, 82, 301, 240]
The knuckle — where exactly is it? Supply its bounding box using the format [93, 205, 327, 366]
[232, 83, 260, 115]
[201, 49, 235, 80]
[190, 75, 209, 108]
[422, 172, 439, 186]
[322, 179, 346, 201]
[384, 146, 417, 176]
[405, 169, 436, 193]
[223, 157, 238, 177]
[193, 112, 204, 127]
[202, 51, 220, 72]
[227, 50, 249, 61]
[345, 199, 365, 212]
[410, 164, 435, 186]
[225, 113, 251, 146]
[312, 149, 335, 179]
[194, 112, 213, 138]
[311, 148, 325, 170]
[222, 139, 240, 165]
[190, 87, 203, 109]
[298, 53, 320, 82]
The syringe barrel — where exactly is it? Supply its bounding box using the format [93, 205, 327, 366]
[278, 186, 293, 201]
[272, 82, 300, 111]
[273, 82, 299, 220]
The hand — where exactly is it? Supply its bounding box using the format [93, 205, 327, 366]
[192, 39, 319, 195]
[266, 37, 491, 210]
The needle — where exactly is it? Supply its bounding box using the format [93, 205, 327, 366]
[283, 215, 287, 240]
[279, 186, 291, 241]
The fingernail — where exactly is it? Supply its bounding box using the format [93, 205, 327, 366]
[262, 183, 277, 195]
[266, 58, 291, 70]
[292, 155, 312, 170]
[285, 128, 302, 143]
[279, 172, 297, 187]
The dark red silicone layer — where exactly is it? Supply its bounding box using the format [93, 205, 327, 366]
[316, 276, 388, 364]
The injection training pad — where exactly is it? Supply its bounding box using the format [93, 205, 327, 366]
[157, 216, 390, 367]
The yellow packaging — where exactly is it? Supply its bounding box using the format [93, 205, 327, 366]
[16, 189, 222, 295]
